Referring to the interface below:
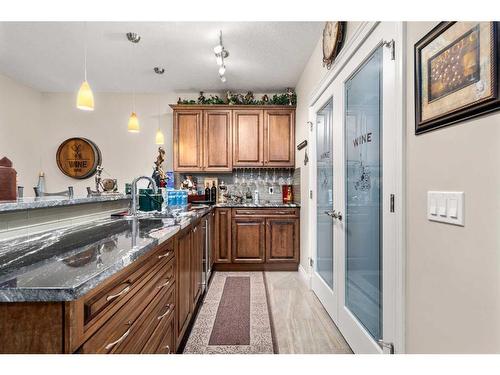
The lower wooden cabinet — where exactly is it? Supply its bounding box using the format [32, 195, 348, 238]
[176, 227, 192, 346]
[191, 222, 203, 309]
[231, 218, 265, 263]
[213, 207, 300, 270]
[214, 208, 231, 263]
[265, 218, 299, 263]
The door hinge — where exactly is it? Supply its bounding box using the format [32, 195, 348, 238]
[309, 257, 314, 267]
[308, 121, 313, 131]
[309, 190, 313, 199]
[390, 194, 395, 213]
[383, 39, 395, 60]
[377, 340, 395, 354]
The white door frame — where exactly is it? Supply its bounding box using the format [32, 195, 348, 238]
[307, 21, 406, 353]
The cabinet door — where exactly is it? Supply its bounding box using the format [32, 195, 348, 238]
[173, 110, 203, 171]
[214, 208, 231, 263]
[264, 109, 295, 167]
[231, 218, 265, 263]
[176, 229, 191, 344]
[203, 110, 232, 171]
[209, 211, 215, 269]
[232, 110, 264, 166]
[265, 218, 299, 263]
[190, 223, 203, 308]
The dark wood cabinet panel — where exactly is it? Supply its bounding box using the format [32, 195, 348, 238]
[209, 210, 215, 269]
[232, 109, 264, 166]
[174, 111, 203, 171]
[214, 208, 232, 263]
[231, 218, 265, 263]
[204, 110, 232, 171]
[264, 109, 295, 167]
[265, 218, 299, 263]
[191, 222, 203, 308]
[176, 228, 192, 345]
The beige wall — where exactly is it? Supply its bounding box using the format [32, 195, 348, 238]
[405, 22, 500, 353]
[0, 74, 43, 191]
[0, 73, 199, 196]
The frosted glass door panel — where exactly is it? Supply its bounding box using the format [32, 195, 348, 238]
[316, 99, 334, 289]
[344, 47, 382, 340]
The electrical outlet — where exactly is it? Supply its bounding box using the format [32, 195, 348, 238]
[268, 186, 274, 194]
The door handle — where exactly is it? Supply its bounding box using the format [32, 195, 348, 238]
[324, 210, 343, 221]
[377, 339, 395, 354]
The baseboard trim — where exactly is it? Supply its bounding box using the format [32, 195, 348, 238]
[298, 264, 311, 288]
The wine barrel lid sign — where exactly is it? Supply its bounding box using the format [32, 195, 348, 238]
[56, 138, 102, 179]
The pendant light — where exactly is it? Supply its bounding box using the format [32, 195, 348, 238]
[155, 98, 164, 145]
[76, 22, 94, 111]
[127, 32, 141, 132]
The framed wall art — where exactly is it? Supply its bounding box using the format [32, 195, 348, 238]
[415, 21, 500, 134]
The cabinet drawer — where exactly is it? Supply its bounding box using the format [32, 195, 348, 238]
[116, 280, 175, 354]
[141, 307, 175, 354]
[232, 208, 299, 217]
[80, 257, 175, 353]
[83, 240, 175, 329]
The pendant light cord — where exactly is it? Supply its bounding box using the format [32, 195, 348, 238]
[84, 22, 88, 81]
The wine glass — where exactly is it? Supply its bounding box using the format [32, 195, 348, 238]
[233, 168, 239, 184]
[286, 169, 293, 185]
[272, 168, 277, 184]
[264, 169, 270, 185]
[278, 169, 285, 186]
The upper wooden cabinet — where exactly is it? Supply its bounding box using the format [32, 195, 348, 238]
[204, 110, 232, 171]
[171, 105, 295, 171]
[232, 109, 264, 167]
[173, 110, 203, 172]
[264, 109, 295, 167]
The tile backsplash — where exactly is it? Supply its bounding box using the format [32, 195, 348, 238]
[174, 168, 301, 205]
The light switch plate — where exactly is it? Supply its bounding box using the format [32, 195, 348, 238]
[427, 191, 464, 226]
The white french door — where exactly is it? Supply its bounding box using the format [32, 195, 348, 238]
[310, 22, 402, 354]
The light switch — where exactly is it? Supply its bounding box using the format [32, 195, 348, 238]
[438, 196, 447, 217]
[427, 191, 464, 226]
[448, 198, 458, 218]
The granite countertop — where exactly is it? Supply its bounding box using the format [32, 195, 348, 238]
[0, 206, 213, 302]
[0, 194, 130, 213]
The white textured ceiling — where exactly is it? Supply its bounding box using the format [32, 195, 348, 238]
[0, 22, 323, 93]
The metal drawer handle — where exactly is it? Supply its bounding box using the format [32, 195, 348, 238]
[163, 345, 170, 354]
[157, 304, 173, 320]
[158, 251, 171, 259]
[105, 326, 131, 350]
[157, 277, 172, 289]
[106, 285, 130, 302]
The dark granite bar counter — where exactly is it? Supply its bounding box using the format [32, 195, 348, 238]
[214, 203, 300, 208]
[0, 206, 213, 302]
[0, 194, 130, 213]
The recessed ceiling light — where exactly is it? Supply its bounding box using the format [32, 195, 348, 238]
[154, 67, 165, 75]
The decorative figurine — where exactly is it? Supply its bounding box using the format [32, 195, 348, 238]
[261, 94, 269, 104]
[244, 91, 254, 104]
[152, 147, 167, 188]
[286, 88, 295, 106]
[198, 91, 206, 104]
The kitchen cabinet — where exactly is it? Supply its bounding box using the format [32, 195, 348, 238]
[214, 208, 231, 263]
[264, 109, 295, 167]
[265, 218, 299, 263]
[171, 105, 296, 170]
[232, 109, 264, 167]
[203, 109, 232, 171]
[173, 110, 203, 171]
[231, 217, 266, 263]
[176, 227, 191, 346]
[191, 221, 203, 309]
[212, 208, 300, 270]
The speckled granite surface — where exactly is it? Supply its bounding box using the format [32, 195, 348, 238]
[0, 206, 213, 302]
[0, 194, 130, 213]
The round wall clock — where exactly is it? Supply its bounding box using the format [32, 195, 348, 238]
[322, 21, 346, 69]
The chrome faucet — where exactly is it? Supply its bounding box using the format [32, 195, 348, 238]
[129, 176, 158, 217]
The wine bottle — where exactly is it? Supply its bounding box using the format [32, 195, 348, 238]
[210, 182, 217, 202]
[205, 183, 210, 201]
